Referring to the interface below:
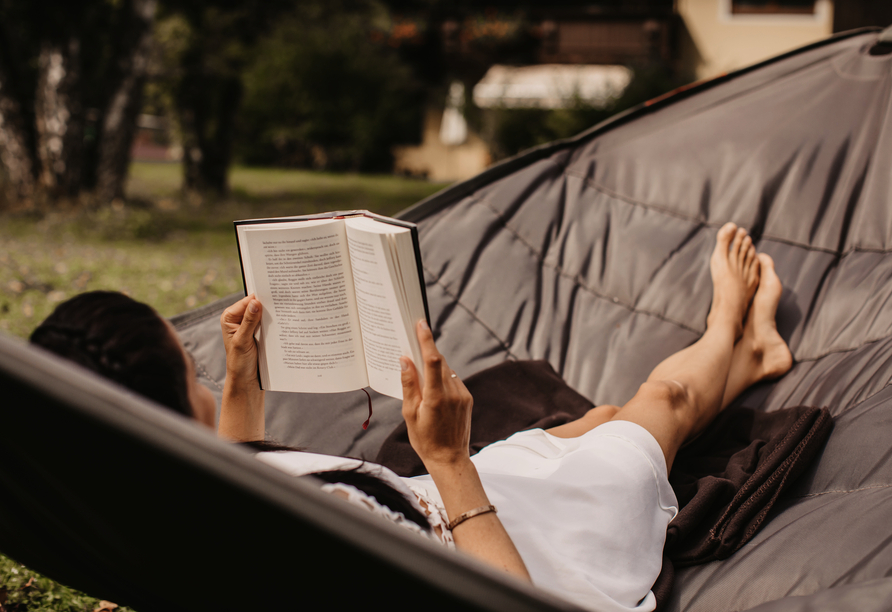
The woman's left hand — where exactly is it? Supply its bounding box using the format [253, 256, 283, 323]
[400, 319, 474, 469]
[220, 294, 263, 389]
[218, 295, 266, 441]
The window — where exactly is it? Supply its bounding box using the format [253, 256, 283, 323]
[731, 1, 816, 15]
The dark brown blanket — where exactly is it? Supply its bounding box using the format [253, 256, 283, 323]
[652, 402, 832, 608]
[375, 360, 833, 609]
[376, 360, 594, 477]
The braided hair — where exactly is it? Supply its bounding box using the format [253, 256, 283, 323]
[31, 291, 433, 532]
[30, 291, 192, 417]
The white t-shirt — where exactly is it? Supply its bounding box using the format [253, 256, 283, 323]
[256, 419, 677, 612]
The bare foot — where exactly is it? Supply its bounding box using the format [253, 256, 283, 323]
[738, 254, 793, 382]
[707, 222, 761, 337]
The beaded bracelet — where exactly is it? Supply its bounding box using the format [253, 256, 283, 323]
[447, 504, 497, 531]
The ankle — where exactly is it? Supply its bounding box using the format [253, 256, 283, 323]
[706, 312, 743, 338]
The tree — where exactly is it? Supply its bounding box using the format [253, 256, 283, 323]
[0, 0, 157, 207]
[236, 2, 423, 172]
[0, 0, 40, 204]
[153, 0, 293, 197]
[151, 0, 422, 194]
[35, 33, 83, 198]
[174, 9, 245, 195]
[95, 0, 157, 203]
[0, 54, 35, 203]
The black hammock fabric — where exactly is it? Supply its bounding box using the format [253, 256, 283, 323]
[1, 25, 892, 612]
[175, 26, 892, 612]
[177, 30, 892, 612]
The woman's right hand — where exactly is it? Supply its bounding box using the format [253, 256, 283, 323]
[400, 319, 474, 470]
[220, 294, 263, 389]
[400, 320, 531, 581]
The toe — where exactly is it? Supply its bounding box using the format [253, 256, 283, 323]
[730, 228, 747, 263]
[716, 222, 737, 253]
[743, 240, 756, 271]
[758, 253, 782, 295]
[741, 235, 753, 265]
[748, 250, 761, 289]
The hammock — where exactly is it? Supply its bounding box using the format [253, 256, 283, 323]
[3, 26, 892, 611]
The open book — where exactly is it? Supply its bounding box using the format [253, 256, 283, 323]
[234, 211, 430, 400]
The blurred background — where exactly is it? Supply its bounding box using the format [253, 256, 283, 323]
[1, 0, 891, 608]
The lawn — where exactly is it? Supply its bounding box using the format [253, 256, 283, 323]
[1, 163, 447, 339]
[0, 162, 448, 610]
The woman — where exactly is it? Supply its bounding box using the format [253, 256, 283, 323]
[31, 223, 792, 611]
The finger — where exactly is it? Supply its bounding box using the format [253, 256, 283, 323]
[400, 356, 421, 420]
[415, 319, 444, 393]
[447, 368, 464, 390]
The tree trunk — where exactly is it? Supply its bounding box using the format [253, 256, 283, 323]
[0, 63, 36, 205]
[179, 75, 242, 197]
[35, 36, 83, 199]
[95, 0, 157, 204]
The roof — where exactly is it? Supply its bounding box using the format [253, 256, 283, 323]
[472, 64, 632, 109]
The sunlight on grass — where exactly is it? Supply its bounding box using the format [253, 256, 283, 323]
[0, 232, 243, 338]
[128, 162, 448, 218]
[2, 163, 448, 340]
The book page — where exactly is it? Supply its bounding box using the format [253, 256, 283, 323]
[388, 231, 427, 372]
[345, 217, 424, 399]
[239, 220, 368, 393]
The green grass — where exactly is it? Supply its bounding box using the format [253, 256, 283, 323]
[1, 163, 447, 339]
[0, 162, 448, 609]
[0, 561, 126, 612]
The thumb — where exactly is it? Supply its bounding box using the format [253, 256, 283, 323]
[400, 356, 422, 418]
[233, 299, 262, 344]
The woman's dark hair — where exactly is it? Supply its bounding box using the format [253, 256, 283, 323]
[312, 469, 431, 532]
[29, 291, 192, 417]
[32, 291, 430, 532]
[241, 441, 431, 532]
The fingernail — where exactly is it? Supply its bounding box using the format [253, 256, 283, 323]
[419, 319, 429, 331]
[249, 301, 259, 314]
[400, 357, 409, 371]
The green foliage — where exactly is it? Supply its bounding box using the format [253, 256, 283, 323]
[484, 64, 684, 161]
[141, 14, 191, 120]
[236, 2, 423, 172]
[486, 104, 617, 161]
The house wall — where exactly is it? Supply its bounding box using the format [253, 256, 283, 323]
[392, 107, 491, 183]
[833, 2, 892, 32]
[676, 0, 833, 80]
[395, 2, 838, 182]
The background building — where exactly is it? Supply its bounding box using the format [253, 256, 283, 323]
[396, 0, 891, 182]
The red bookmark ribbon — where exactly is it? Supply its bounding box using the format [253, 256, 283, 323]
[361, 388, 373, 430]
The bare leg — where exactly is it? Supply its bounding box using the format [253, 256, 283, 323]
[720, 253, 793, 408]
[610, 223, 760, 470]
[548, 233, 793, 448]
[546, 404, 619, 438]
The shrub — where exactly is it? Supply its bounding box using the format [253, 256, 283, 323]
[236, 3, 423, 172]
